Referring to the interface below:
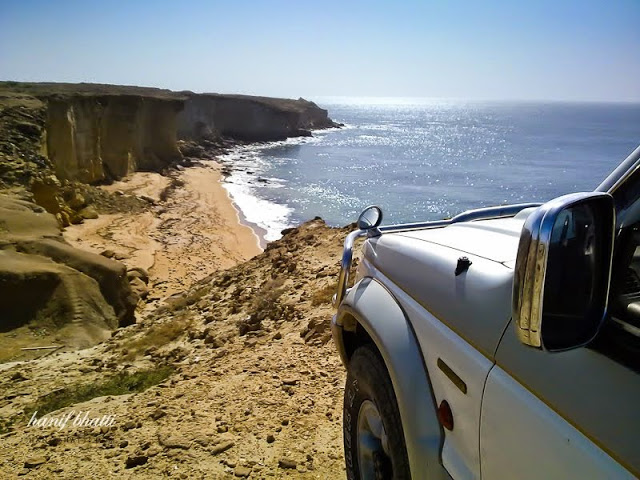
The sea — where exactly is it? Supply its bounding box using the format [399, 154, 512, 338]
[221, 99, 640, 242]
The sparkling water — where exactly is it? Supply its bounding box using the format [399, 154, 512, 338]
[221, 98, 640, 241]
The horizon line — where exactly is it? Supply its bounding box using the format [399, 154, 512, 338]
[1, 78, 639, 104]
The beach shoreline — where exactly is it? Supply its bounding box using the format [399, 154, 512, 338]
[230, 196, 269, 250]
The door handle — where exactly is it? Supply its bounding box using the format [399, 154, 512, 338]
[437, 358, 467, 394]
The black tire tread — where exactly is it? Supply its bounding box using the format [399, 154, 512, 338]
[343, 344, 411, 480]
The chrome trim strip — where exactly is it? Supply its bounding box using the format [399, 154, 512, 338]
[379, 203, 542, 234]
[333, 203, 541, 309]
[596, 144, 640, 195]
[333, 229, 366, 307]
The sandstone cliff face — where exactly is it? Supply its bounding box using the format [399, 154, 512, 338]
[42, 92, 332, 182]
[1, 83, 337, 187]
[177, 93, 335, 141]
[45, 95, 183, 184]
[0, 194, 136, 344]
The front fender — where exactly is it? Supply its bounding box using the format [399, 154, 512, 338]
[333, 277, 450, 480]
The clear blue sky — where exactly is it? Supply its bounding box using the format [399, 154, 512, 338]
[1, 0, 638, 101]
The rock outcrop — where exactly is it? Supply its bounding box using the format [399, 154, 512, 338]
[0, 194, 136, 355]
[177, 93, 336, 141]
[45, 95, 183, 184]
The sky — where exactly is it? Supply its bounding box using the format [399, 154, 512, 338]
[1, 0, 639, 101]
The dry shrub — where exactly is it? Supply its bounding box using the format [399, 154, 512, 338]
[250, 277, 285, 318]
[311, 283, 336, 306]
[121, 314, 192, 360]
[2, 365, 174, 433]
[165, 287, 209, 313]
[22, 366, 174, 421]
[238, 278, 287, 334]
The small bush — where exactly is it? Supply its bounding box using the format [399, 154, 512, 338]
[25, 366, 174, 417]
[251, 278, 285, 318]
[121, 315, 192, 360]
[238, 278, 287, 333]
[311, 283, 336, 306]
[165, 287, 208, 313]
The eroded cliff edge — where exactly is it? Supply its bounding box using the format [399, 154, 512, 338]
[46, 95, 183, 184]
[177, 93, 335, 141]
[1, 82, 337, 186]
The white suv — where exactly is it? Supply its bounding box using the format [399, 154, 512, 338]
[332, 145, 640, 479]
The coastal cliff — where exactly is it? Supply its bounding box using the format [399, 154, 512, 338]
[45, 95, 182, 184]
[0, 82, 336, 186]
[0, 81, 338, 359]
[177, 93, 335, 141]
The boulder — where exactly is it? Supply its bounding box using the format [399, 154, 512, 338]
[66, 191, 86, 210]
[78, 206, 99, 219]
[0, 193, 61, 245]
[127, 267, 149, 284]
[15, 238, 136, 326]
[129, 276, 149, 300]
[0, 195, 137, 336]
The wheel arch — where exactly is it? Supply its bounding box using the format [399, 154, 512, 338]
[333, 276, 451, 480]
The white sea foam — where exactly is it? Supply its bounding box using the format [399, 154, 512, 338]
[218, 142, 301, 242]
[217, 127, 351, 241]
[222, 180, 293, 242]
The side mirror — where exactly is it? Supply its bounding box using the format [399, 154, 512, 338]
[357, 205, 383, 237]
[513, 192, 615, 351]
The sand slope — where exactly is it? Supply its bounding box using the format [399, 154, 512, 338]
[64, 163, 262, 307]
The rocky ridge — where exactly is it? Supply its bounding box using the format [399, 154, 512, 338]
[0, 219, 360, 478]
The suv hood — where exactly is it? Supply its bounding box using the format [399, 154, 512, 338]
[361, 208, 534, 356]
[390, 210, 532, 268]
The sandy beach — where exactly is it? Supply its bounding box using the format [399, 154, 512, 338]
[64, 161, 263, 307]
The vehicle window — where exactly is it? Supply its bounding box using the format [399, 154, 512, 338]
[544, 203, 607, 350]
[613, 167, 640, 228]
[592, 222, 640, 373]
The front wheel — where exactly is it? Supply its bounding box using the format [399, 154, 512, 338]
[343, 345, 411, 480]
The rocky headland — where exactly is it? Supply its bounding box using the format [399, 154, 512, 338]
[0, 81, 350, 478]
[0, 81, 339, 352]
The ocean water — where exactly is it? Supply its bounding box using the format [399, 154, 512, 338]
[221, 99, 640, 241]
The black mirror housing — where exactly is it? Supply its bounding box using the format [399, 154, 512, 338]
[513, 192, 616, 351]
[357, 205, 383, 237]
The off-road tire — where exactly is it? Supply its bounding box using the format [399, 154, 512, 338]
[343, 345, 411, 480]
